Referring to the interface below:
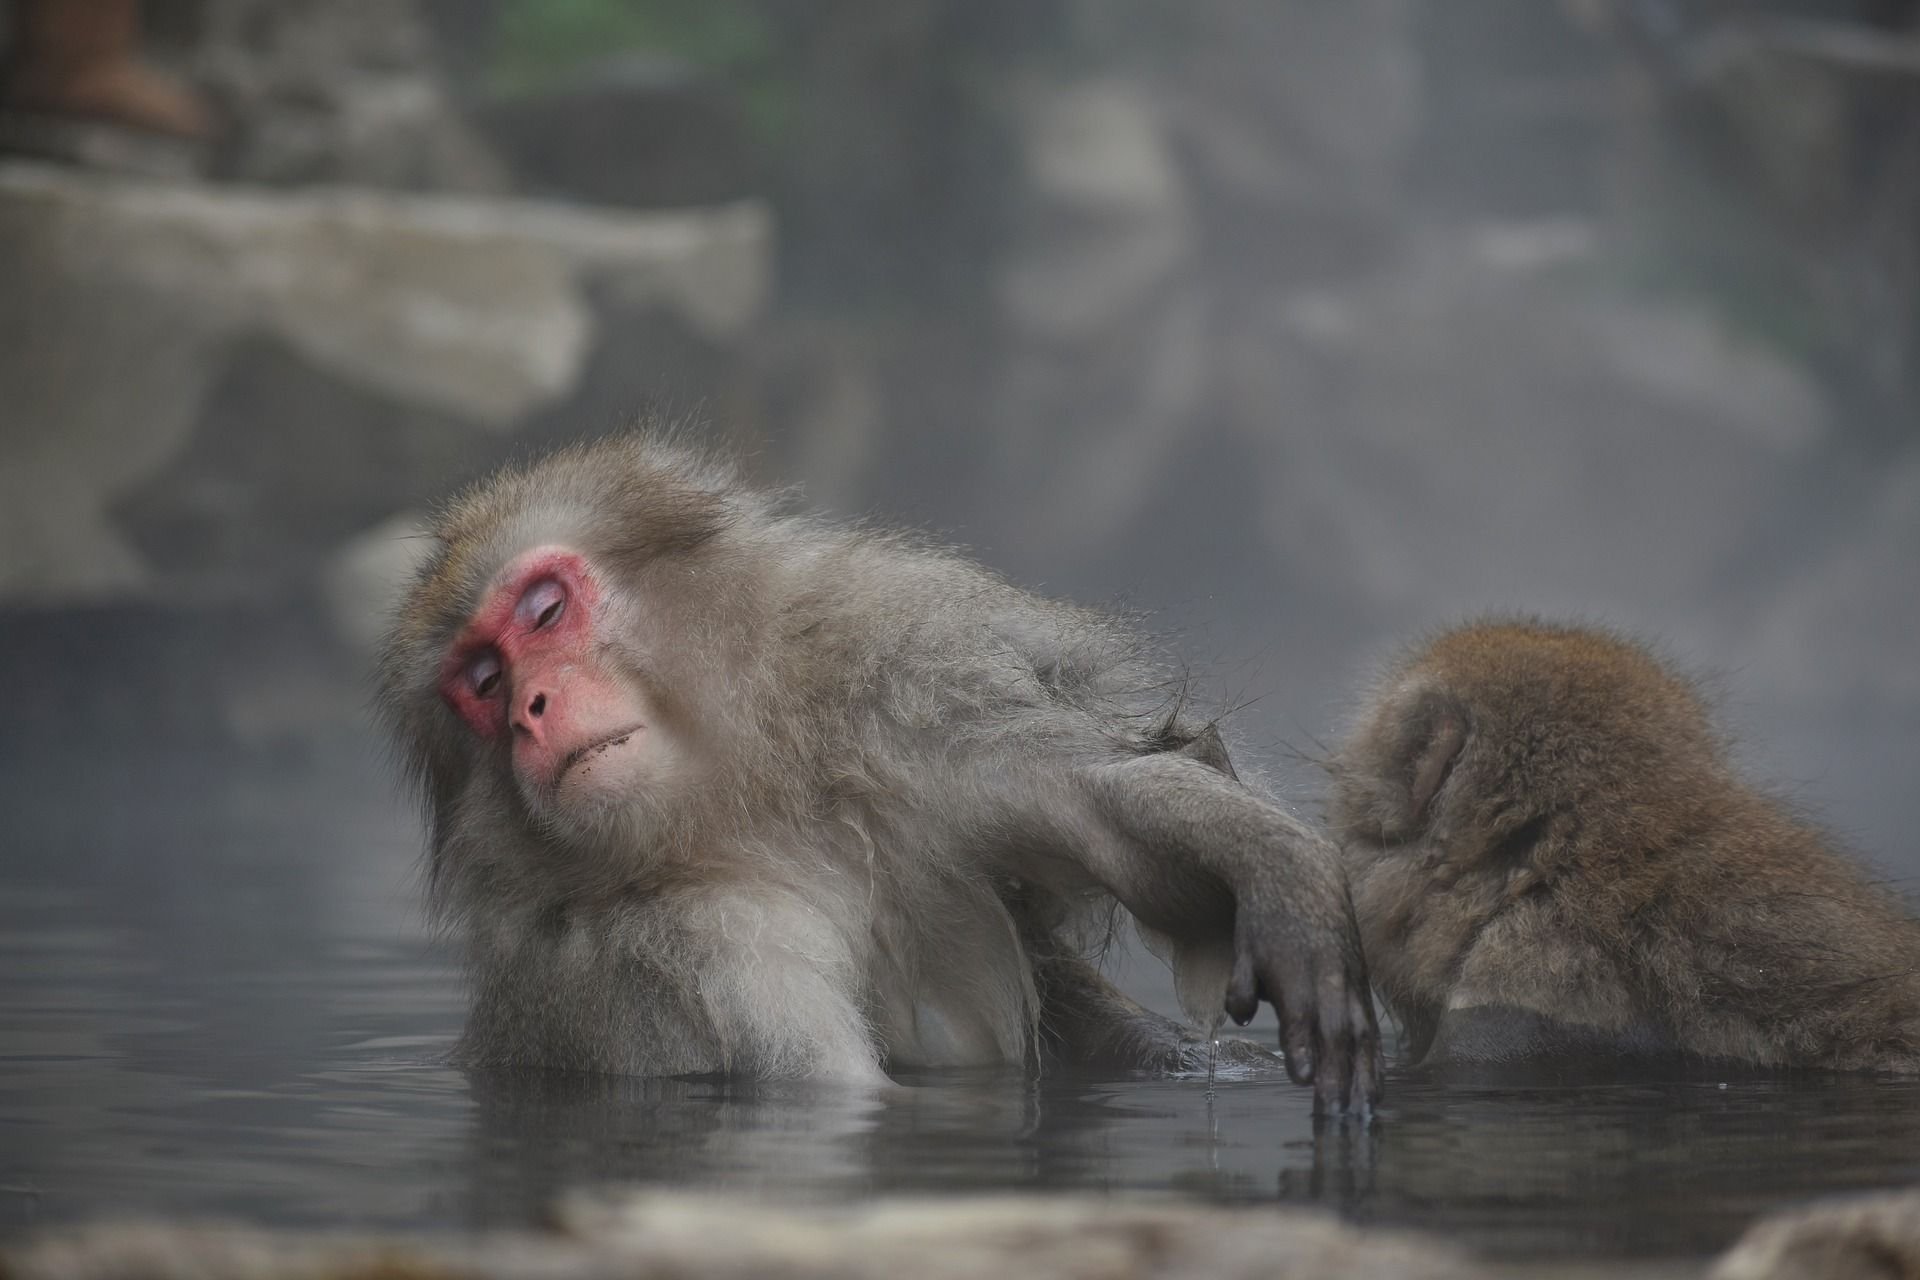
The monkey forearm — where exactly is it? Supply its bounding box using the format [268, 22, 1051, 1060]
[1076, 755, 1345, 937]
[1063, 753, 1382, 1111]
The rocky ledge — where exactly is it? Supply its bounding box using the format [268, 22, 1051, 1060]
[8, 1188, 1920, 1280]
[0, 160, 769, 611]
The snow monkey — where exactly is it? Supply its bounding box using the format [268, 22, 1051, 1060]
[1331, 619, 1920, 1073]
[379, 433, 1381, 1112]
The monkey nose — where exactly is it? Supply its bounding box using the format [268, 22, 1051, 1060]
[512, 690, 549, 739]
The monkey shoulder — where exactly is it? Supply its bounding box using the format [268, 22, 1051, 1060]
[765, 537, 1239, 797]
[787, 541, 1144, 710]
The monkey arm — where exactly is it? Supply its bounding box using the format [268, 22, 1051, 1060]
[1056, 754, 1383, 1113]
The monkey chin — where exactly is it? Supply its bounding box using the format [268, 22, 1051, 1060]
[519, 725, 660, 840]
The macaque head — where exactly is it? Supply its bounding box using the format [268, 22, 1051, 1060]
[379, 438, 769, 864]
[1330, 620, 1720, 874]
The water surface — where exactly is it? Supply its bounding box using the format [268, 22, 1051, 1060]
[4, 731, 1918, 1262]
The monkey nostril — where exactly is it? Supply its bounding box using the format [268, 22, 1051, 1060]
[528, 693, 546, 718]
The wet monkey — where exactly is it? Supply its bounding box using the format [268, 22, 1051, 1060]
[1331, 620, 1920, 1072]
[379, 433, 1381, 1111]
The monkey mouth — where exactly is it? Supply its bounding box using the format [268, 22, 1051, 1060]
[554, 724, 646, 784]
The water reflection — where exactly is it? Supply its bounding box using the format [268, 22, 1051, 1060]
[3, 736, 1920, 1261]
[453, 1063, 1920, 1258]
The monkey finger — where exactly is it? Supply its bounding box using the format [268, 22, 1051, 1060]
[1309, 983, 1358, 1114]
[1351, 990, 1384, 1108]
[1355, 1063, 1380, 1117]
[1313, 1025, 1355, 1116]
[1225, 944, 1261, 1027]
[1283, 1024, 1316, 1086]
[1275, 973, 1318, 1086]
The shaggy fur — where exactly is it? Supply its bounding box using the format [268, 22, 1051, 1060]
[1329, 619, 1920, 1072]
[380, 433, 1375, 1102]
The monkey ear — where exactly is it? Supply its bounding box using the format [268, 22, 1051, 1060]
[1399, 691, 1468, 826]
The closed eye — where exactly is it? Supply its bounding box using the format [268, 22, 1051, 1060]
[468, 652, 502, 698]
[518, 578, 567, 632]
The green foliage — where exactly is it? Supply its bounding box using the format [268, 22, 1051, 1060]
[489, 0, 774, 93]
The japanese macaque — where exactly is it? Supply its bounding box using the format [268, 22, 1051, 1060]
[378, 433, 1380, 1111]
[1331, 620, 1920, 1072]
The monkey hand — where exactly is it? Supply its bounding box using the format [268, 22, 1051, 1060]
[1224, 867, 1382, 1115]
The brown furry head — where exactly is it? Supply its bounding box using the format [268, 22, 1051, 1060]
[1329, 619, 1920, 1072]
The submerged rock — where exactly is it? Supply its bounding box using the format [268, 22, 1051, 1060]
[1711, 1188, 1920, 1280]
[0, 1193, 1489, 1280]
[16, 1186, 1918, 1278]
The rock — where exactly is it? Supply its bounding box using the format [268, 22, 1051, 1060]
[16, 1186, 1920, 1280]
[971, 7, 1420, 565]
[998, 78, 1191, 344]
[185, 0, 510, 192]
[1214, 228, 1830, 623]
[0, 1193, 1500, 1280]
[1710, 1187, 1920, 1280]
[559, 1194, 1493, 1280]
[103, 335, 483, 599]
[986, 77, 1206, 562]
[0, 160, 770, 607]
[479, 54, 757, 210]
[1157, 2, 1419, 276]
[320, 512, 431, 655]
[0, 111, 206, 180]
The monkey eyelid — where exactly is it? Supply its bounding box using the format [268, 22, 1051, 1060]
[467, 651, 503, 698]
[516, 578, 569, 633]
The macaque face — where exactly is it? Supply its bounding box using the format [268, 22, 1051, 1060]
[436, 544, 667, 827]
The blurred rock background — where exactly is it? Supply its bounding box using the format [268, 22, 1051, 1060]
[1, 0, 1916, 1001]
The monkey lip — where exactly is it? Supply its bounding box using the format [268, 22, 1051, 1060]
[553, 724, 647, 784]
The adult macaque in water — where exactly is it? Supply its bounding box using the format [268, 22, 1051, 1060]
[379, 433, 1380, 1111]
[1331, 620, 1920, 1072]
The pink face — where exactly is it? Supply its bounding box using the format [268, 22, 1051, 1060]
[438, 546, 654, 806]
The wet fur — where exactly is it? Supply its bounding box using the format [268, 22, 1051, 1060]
[1330, 619, 1920, 1072]
[378, 433, 1351, 1082]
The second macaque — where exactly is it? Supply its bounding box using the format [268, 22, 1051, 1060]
[1331, 620, 1920, 1072]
